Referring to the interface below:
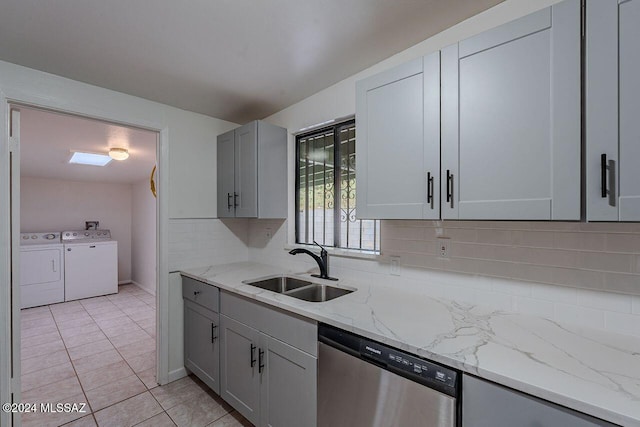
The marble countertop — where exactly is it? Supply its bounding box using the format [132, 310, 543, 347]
[181, 262, 640, 427]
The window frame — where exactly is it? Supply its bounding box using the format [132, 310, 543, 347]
[294, 119, 379, 253]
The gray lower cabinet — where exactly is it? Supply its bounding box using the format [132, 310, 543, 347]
[220, 292, 317, 427]
[462, 374, 617, 427]
[182, 276, 220, 394]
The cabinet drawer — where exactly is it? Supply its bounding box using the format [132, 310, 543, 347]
[220, 291, 317, 356]
[182, 276, 219, 312]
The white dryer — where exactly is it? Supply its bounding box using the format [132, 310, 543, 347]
[62, 230, 118, 301]
[20, 231, 65, 309]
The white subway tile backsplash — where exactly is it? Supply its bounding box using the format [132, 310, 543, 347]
[576, 289, 633, 313]
[514, 297, 555, 319]
[531, 284, 578, 304]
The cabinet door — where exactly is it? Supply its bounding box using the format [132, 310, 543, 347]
[462, 374, 616, 427]
[356, 54, 440, 219]
[184, 300, 220, 394]
[220, 314, 260, 425]
[235, 122, 258, 218]
[586, 0, 640, 221]
[442, 0, 580, 220]
[217, 129, 236, 218]
[259, 334, 316, 427]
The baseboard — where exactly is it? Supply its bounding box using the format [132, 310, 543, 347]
[118, 279, 132, 285]
[131, 280, 156, 296]
[167, 367, 188, 384]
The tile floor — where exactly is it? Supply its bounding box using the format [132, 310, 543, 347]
[20, 284, 252, 427]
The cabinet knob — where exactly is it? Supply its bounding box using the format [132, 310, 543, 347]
[193, 291, 201, 296]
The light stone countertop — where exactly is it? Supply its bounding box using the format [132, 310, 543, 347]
[181, 261, 640, 427]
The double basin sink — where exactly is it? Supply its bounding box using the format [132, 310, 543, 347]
[242, 275, 354, 302]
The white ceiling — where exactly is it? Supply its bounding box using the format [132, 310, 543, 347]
[20, 107, 157, 184]
[0, 0, 503, 124]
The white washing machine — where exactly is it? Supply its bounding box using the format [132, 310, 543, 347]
[20, 231, 65, 309]
[62, 229, 118, 301]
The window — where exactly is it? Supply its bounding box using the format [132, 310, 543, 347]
[295, 120, 380, 252]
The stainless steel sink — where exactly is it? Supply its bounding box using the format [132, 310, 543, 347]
[243, 275, 354, 302]
[286, 284, 353, 302]
[243, 275, 312, 293]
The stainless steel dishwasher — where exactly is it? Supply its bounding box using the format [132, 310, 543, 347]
[318, 324, 460, 427]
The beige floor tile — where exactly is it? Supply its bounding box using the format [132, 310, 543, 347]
[134, 318, 155, 330]
[21, 308, 53, 321]
[118, 337, 155, 359]
[67, 338, 115, 361]
[77, 360, 135, 391]
[21, 338, 65, 360]
[110, 329, 151, 348]
[22, 376, 84, 404]
[22, 349, 70, 375]
[150, 376, 209, 410]
[125, 350, 156, 373]
[73, 349, 124, 374]
[90, 310, 127, 322]
[21, 323, 59, 339]
[63, 414, 98, 426]
[63, 331, 108, 348]
[103, 323, 145, 340]
[80, 296, 110, 306]
[53, 311, 92, 323]
[143, 327, 156, 338]
[21, 392, 89, 427]
[167, 390, 231, 427]
[134, 412, 176, 427]
[57, 316, 98, 331]
[85, 374, 147, 412]
[94, 391, 163, 427]
[21, 330, 63, 349]
[136, 367, 158, 390]
[60, 323, 102, 339]
[85, 304, 120, 316]
[22, 316, 56, 330]
[128, 310, 155, 323]
[49, 300, 84, 313]
[22, 360, 76, 392]
[206, 411, 253, 427]
[95, 314, 137, 327]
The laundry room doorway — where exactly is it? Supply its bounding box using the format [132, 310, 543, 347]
[13, 104, 161, 425]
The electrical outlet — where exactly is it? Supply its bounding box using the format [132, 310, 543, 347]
[390, 256, 401, 276]
[438, 237, 451, 259]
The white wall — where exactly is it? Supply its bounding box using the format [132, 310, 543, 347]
[21, 177, 132, 283]
[252, 0, 640, 338]
[0, 58, 238, 391]
[132, 178, 157, 294]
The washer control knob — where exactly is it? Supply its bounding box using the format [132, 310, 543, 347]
[84, 232, 90, 236]
[31, 235, 37, 239]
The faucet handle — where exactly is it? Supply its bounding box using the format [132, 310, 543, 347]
[313, 240, 328, 256]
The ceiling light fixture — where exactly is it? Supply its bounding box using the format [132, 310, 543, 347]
[109, 147, 129, 161]
[69, 151, 112, 166]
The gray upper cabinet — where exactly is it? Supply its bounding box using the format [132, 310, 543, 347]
[216, 120, 287, 218]
[441, 0, 581, 220]
[586, 0, 640, 221]
[355, 53, 441, 219]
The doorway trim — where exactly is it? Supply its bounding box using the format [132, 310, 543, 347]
[0, 86, 171, 426]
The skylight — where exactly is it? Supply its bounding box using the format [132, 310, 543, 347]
[69, 152, 112, 166]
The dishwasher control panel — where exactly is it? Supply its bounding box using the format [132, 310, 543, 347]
[360, 339, 458, 395]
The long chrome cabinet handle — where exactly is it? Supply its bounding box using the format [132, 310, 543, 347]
[227, 192, 233, 210]
[601, 154, 617, 207]
[258, 349, 265, 373]
[234, 192, 239, 208]
[601, 154, 608, 198]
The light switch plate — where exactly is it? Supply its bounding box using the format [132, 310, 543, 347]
[390, 256, 401, 276]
